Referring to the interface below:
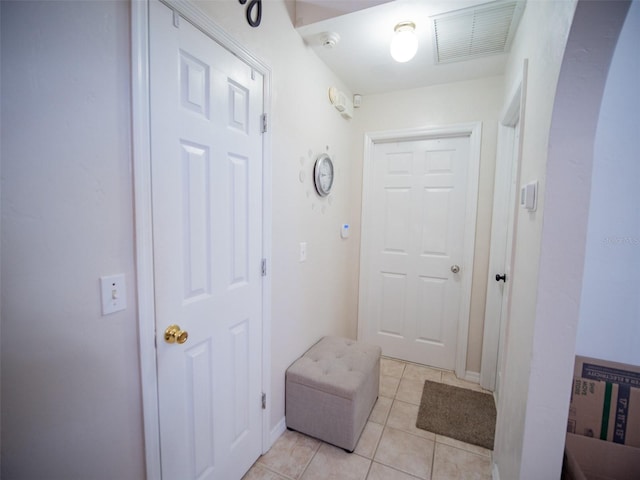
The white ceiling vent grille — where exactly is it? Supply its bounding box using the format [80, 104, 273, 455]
[433, 1, 523, 64]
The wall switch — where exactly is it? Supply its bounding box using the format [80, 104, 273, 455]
[341, 224, 350, 239]
[520, 181, 538, 211]
[299, 242, 307, 262]
[100, 274, 127, 315]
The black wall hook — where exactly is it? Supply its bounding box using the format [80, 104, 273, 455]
[239, 0, 262, 27]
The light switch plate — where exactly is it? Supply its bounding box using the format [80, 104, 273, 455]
[299, 242, 307, 262]
[100, 274, 126, 315]
[520, 181, 538, 211]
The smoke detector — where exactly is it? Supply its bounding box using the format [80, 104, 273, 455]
[321, 32, 340, 49]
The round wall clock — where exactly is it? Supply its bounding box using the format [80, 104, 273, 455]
[313, 153, 334, 197]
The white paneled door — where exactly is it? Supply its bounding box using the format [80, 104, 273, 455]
[150, 2, 264, 479]
[360, 136, 471, 369]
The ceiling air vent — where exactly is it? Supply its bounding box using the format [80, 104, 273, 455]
[432, 0, 524, 64]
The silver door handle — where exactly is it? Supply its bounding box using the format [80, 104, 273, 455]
[451, 265, 460, 274]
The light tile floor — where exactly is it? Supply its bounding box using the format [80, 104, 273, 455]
[243, 358, 493, 480]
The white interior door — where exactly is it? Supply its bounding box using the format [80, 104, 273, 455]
[150, 2, 264, 479]
[480, 68, 526, 394]
[487, 121, 520, 397]
[359, 136, 472, 370]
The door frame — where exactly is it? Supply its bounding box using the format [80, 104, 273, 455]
[131, 1, 273, 478]
[480, 61, 528, 392]
[357, 123, 481, 380]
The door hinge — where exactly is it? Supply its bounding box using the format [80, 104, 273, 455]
[261, 258, 267, 277]
[261, 113, 268, 133]
[261, 392, 266, 410]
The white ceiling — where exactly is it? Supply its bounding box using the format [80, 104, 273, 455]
[295, 0, 523, 95]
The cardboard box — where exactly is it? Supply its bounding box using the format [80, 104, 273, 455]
[563, 433, 640, 480]
[567, 356, 640, 448]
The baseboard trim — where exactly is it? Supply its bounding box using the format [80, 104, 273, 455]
[268, 417, 287, 451]
[464, 370, 481, 384]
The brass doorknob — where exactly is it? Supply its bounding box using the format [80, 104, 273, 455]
[164, 324, 188, 344]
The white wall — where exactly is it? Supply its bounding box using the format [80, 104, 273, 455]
[1, 2, 360, 476]
[351, 76, 504, 374]
[577, 0, 640, 366]
[521, 2, 632, 478]
[491, 0, 577, 478]
[494, 1, 633, 479]
[1, 2, 145, 478]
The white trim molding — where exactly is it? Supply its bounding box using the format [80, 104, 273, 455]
[131, 2, 161, 478]
[131, 1, 273, 478]
[270, 417, 287, 447]
[492, 461, 501, 480]
[358, 122, 482, 379]
[464, 371, 481, 384]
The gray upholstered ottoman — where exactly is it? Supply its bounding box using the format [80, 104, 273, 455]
[285, 336, 381, 452]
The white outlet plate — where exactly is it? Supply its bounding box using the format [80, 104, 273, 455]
[100, 274, 127, 315]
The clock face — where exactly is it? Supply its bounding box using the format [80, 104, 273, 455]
[314, 154, 334, 197]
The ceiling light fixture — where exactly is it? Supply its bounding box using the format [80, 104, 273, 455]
[390, 21, 418, 63]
